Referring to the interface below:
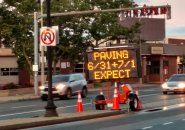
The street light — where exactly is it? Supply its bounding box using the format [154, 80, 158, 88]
[44, 0, 58, 117]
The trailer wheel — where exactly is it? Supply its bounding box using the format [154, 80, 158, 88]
[128, 93, 140, 111]
[95, 104, 105, 110]
[129, 98, 138, 111]
[95, 95, 106, 110]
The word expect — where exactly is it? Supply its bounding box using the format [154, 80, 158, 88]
[94, 70, 130, 80]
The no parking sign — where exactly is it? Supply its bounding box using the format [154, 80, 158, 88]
[40, 27, 57, 46]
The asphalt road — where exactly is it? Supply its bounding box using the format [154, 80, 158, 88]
[25, 105, 185, 130]
[0, 84, 185, 122]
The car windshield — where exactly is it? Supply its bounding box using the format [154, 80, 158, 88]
[52, 75, 70, 83]
[168, 75, 185, 82]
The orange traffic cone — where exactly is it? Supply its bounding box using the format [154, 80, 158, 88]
[112, 83, 120, 110]
[137, 99, 142, 111]
[76, 92, 83, 112]
[135, 87, 139, 96]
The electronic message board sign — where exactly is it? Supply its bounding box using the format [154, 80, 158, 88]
[85, 47, 140, 81]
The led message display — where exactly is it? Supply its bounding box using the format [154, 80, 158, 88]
[85, 48, 139, 81]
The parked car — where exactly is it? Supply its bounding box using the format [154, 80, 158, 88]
[161, 74, 185, 94]
[39, 73, 88, 101]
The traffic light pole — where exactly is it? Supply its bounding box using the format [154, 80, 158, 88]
[40, 5, 171, 19]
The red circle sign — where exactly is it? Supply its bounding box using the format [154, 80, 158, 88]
[40, 28, 55, 45]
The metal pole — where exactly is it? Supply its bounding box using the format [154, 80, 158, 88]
[33, 12, 39, 96]
[40, 0, 45, 86]
[138, 18, 142, 85]
[39, 5, 171, 18]
[139, 36, 143, 85]
[44, 0, 58, 117]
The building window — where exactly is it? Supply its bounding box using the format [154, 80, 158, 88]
[0, 68, 18, 76]
[10, 68, 19, 75]
[0, 68, 9, 76]
[74, 63, 84, 73]
[150, 60, 160, 74]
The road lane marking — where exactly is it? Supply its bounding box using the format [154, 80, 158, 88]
[142, 126, 153, 129]
[0, 109, 44, 117]
[12, 105, 36, 109]
[163, 122, 173, 125]
[163, 103, 185, 110]
[0, 103, 91, 118]
[139, 93, 159, 98]
[142, 89, 161, 92]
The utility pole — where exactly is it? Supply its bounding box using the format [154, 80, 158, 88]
[33, 12, 39, 96]
[40, 0, 46, 87]
[44, 0, 58, 117]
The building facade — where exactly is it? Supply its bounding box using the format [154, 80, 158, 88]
[1, 38, 185, 86]
[0, 48, 19, 86]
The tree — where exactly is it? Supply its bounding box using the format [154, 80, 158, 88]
[1, 0, 140, 75]
[1, 0, 40, 74]
[49, 0, 140, 73]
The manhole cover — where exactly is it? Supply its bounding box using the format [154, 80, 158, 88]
[145, 108, 162, 112]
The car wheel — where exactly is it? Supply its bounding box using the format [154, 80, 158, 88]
[163, 91, 168, 94]
[41, 95, 48, 101]
[66, 88, 72, 99]
[95, 104, 105, 110]
[81, 87, 88, 98]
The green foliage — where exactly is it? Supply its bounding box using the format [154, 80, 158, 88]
[1, 0, 39, 74]
[1, 82, 19, 90]
[1, 0, 140, 74]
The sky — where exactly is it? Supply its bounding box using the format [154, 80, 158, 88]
[0, 0, 184, 37]
[134, 0, 185, 37]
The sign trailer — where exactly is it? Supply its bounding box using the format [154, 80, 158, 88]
[85, 47, 142, 111]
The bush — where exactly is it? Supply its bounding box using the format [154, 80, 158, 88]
[0, 82, 34, 90]
[0, 83, 24, 90]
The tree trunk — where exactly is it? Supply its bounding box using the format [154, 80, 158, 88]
[53, 61, 57, 75]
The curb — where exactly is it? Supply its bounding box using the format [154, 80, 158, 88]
[0, 110, 126, 130]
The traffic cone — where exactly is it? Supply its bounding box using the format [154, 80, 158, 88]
[135, 87, 139, 96]
[112, 83, 120, 110]
[137, 99, 142, 111]
[76, 92, 83, 112]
